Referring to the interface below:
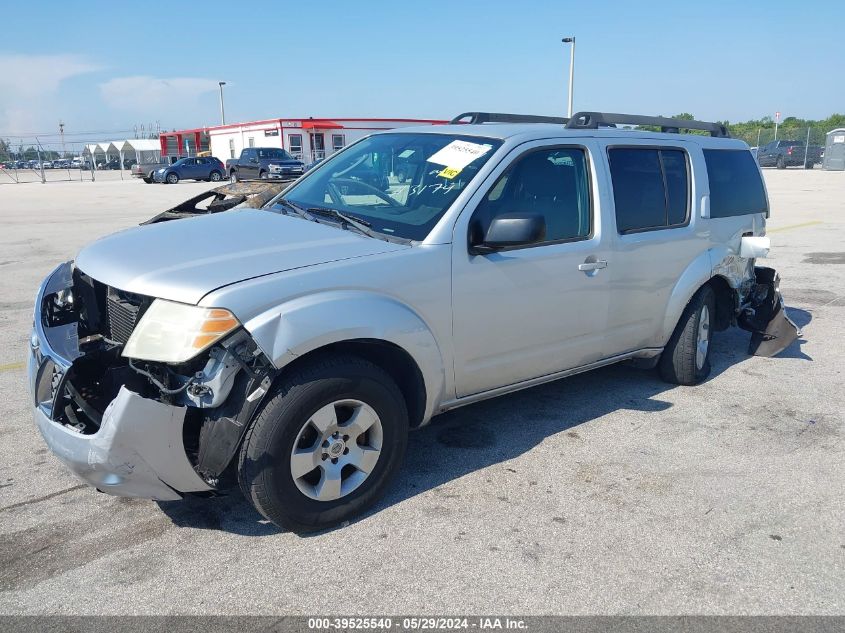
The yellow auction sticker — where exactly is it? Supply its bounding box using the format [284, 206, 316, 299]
[438, 167, 461, 179]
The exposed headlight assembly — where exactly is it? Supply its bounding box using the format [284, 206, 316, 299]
[122, 299, 240, 363]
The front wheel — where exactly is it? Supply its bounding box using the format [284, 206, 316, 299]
[142, 177, 152, 184]
[166, 172, 179, 184]
[259, 170, 268, 180]
[238, 355, 409, 532]
[659, 285, 715, 385]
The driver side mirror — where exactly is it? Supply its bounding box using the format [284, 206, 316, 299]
[469, 212, 546, 255]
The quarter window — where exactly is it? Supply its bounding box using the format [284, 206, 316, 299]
[608, 147, 690, 233]
[472, 147, 591, 245]
[703, 149, 768, 218]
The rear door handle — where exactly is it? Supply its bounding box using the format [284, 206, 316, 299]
[578, 260, 608, 272]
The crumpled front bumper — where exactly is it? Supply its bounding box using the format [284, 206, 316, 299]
[28, 262, 212, 501]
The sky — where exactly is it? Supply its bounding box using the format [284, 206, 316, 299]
[1, 0, 842, 144]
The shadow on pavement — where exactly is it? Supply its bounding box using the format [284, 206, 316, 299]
[157, 315, 812, 535]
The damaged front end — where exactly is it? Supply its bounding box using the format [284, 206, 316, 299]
[737, 266, 801, 357]
[29, 261, 273, 500]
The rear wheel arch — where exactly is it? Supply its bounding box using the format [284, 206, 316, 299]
[707, 275, 737, 332]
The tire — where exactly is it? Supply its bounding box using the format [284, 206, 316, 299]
[804, 162, 814, 170]
[658, 285, 715, 386]
[259, 170, 268, 180]
[776, 156, 786, 169]
[229, 171, 239, 183]
[210, 170, 222, 182]
[238, 355, 409, 532]
[166, 172, 179, 184]
[142, 177, 152, 184]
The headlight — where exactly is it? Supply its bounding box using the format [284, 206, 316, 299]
[122, 299, 240, 363]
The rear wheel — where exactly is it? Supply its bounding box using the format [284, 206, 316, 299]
[166, 172, 179, 184]
[659, 285, 715, 385]
[776, 156, 786, 169]
[238, 355, 409, 532]
[210, 170, 222, 182]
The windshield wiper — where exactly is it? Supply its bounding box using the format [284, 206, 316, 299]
[305, 206, 390, 242]
[275, 198, 316, 221]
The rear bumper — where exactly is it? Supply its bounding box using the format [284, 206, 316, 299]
[28, 262, 212, 501]
[738, 266, 801, 357]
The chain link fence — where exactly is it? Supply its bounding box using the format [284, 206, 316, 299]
[0, 138, 99, 184]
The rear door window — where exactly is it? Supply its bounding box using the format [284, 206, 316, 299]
[703, 149, 768, 218]
[608, 147, 690, 233]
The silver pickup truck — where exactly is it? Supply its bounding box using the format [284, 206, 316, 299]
[28, 111, 798, 531]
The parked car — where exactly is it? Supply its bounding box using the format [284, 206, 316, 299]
[153, 156, 225, 183]
[226, 147, 304, 182]
[756, 140, 822, 169]
[131, 159, 172, 183]
[28, 111, 798, 532]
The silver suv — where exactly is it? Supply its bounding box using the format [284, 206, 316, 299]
[28, 111, 798, 531]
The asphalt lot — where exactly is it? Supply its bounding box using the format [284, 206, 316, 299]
[0, 169, 843, 615]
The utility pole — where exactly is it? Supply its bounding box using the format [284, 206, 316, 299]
[562, 37, 576, 117]
[218, 81, 227, 125]
[59, 120, 66, 158]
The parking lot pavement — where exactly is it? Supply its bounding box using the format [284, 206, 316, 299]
[0, 171, 843, 615]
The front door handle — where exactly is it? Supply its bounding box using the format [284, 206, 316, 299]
[578, 260, 608, 272]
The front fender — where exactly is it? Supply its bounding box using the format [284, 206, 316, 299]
[243, 290, 446, 423]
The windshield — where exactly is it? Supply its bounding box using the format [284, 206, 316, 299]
[270, 132, 502, 240]
[258, 148, 294, 160]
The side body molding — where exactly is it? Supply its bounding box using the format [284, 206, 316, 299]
[244, 290, 446, 424]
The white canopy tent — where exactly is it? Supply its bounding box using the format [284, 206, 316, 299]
[81, 139, 161, 170]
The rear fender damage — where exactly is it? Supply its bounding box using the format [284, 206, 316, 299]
[737, 266, 801, 357]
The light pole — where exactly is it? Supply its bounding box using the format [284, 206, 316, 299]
[562, 37, 576, 117]
[218, 81, 227, 126]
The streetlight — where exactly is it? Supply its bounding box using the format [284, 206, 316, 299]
[561, 37, 576, 118]
[218, 81, 227, 125]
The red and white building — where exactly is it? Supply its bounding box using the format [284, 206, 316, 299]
[159, 117, 446, 164]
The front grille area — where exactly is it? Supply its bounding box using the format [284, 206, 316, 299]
[105, 287, 143, 344]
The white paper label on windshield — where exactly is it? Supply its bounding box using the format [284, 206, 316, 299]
[426, 141, 493, 170]
[398, 149, 415, 158]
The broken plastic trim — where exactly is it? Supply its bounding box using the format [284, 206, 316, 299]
[738, 267, 801, 357]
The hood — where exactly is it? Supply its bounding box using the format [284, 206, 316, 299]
[75, 209, 408, 305]
[268, 159, 304, 166]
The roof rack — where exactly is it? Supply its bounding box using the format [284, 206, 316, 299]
[565, 112, 730, 138]
[450, 112, 570, 125]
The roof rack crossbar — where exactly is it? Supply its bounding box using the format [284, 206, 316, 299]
[450, 112, 569, 125]
[565, 112, 730, 137]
